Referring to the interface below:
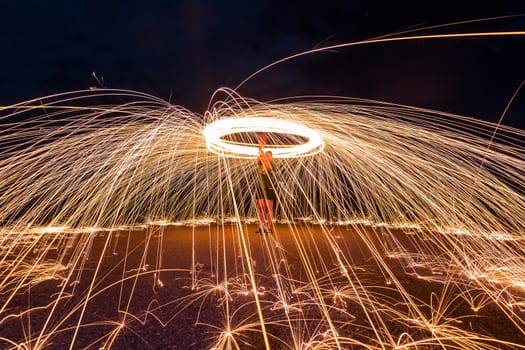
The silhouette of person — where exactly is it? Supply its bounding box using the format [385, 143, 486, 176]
[256, 133, 275, 234]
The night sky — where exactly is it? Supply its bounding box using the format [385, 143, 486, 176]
[2, 1, 525, 128]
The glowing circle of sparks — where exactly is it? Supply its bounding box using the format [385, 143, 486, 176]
[203, 117, 325, 158]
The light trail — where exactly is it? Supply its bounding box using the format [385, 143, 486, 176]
[203, 117, 324, 158]
[235, 30, 525, 91]
[0, 29, 524, 349]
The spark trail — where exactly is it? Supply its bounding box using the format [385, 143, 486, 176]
[0, 86, 524, 349]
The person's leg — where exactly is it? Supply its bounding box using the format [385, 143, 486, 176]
[266, 199, 274, 231]
[257, 198, 268, 231]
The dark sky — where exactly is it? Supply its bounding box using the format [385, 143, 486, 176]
[2, 1, 525, 128]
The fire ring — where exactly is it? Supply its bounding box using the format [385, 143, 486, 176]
[203, 117, 324, 158]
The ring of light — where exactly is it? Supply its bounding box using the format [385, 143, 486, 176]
[203, 117, 324, 158]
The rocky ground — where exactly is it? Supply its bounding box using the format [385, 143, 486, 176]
[1, 223, 524, 349]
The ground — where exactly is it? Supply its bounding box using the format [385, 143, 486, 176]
[1, 223, 523, 349]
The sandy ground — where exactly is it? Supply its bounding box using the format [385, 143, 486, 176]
[1, 223, 524, 349]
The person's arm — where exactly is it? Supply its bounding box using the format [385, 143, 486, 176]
[258, 135, 265, 156]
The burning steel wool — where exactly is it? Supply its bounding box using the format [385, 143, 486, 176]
[1, 30, 525, 349]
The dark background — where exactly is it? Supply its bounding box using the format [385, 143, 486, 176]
[2, 1, 525, 128]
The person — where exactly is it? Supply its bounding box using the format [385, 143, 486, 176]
[256, 133, 276, 234]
